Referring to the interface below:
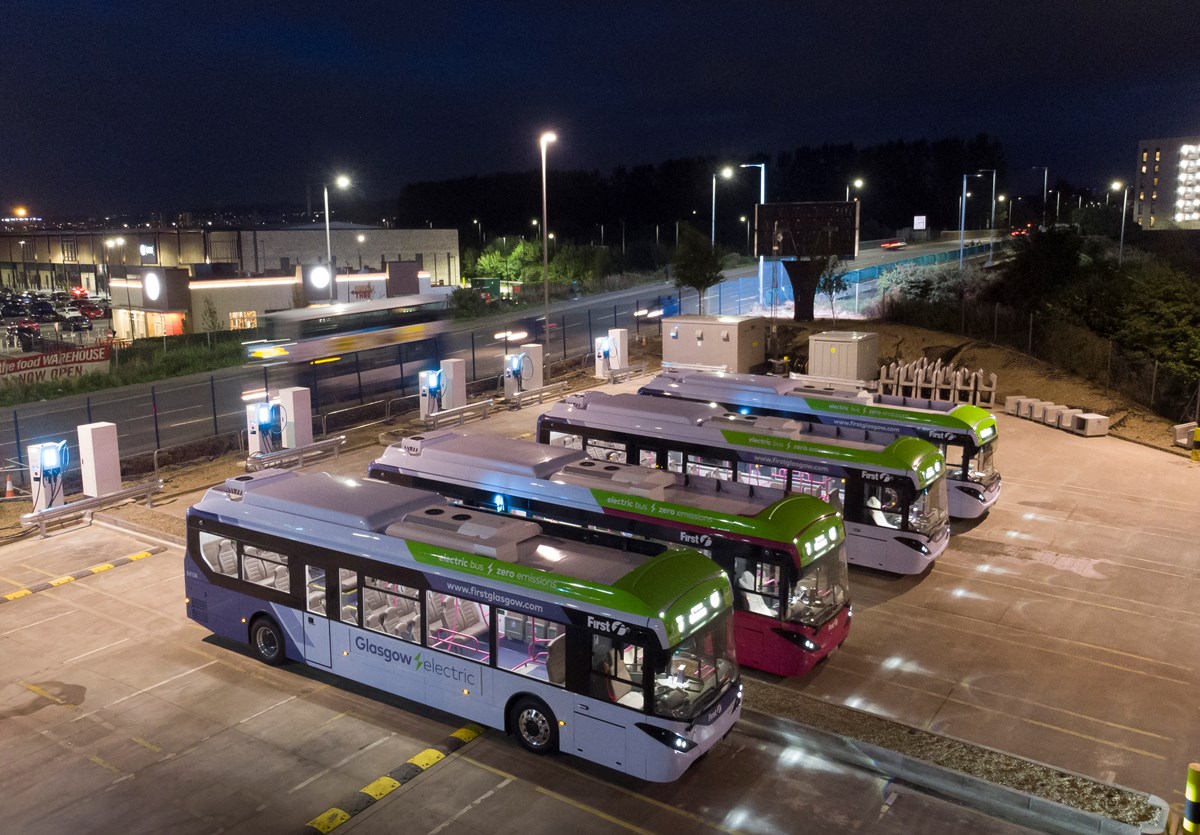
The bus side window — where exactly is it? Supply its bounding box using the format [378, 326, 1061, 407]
[339, 568, 359, 625]
[733, 558, 781, 617]
[590, 635, 644, 709]
[864, 485, 902, 529]
[198, 532, 238, 577]
[306, 566, 327, 615]
[363, 577, 420, 642]
[498, 610, 567, 686]
[242, 544, 289, 591]
[639, 448, 660, 468]
[666, 450, 684, 473]
[548, 431, 582, 450]
[426, 592, 491, 664]
[686, 454, 733, 481]
[586, 438, 626, 463]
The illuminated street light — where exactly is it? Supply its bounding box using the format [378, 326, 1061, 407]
[323, 175, 351, 301]
[711, 166, 733, 245]
[14, 206, 27, 218]
[1111, 181, 1129, 265]
[539, 130, 556, 365]
[738, 162, 767, 308]
[845, 178, 864, 202]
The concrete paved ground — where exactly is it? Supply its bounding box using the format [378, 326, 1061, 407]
[2, 373, 1193, 831]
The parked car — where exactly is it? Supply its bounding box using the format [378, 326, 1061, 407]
[29, 300, 57, 322]
[880, 240, 908, 250]
[1, 302, 26, 318]
[77, 302, 105, 319]
[8, 318, 41, 352]
[60, 312, 92, 331]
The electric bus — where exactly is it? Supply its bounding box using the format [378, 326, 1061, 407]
[368, 430, 851, 677]
[184, 469, 740, 782]
[536, 391, 950, 575]
[640, 368, 1000, 519]
[244, 294, 450, 364]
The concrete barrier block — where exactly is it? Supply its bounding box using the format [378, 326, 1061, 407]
[1057, 408, 1083, 430]
[1173, 422, 1197, 449]
[1043, 405, 1070, 426]
[1019, 399, 1050, 419]
[1029, 401, 1054, 421]
[1072, 413, 1110, 437]
[1005, 395, 1029, 415]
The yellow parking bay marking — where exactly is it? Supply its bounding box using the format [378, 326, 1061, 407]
[0, 548, 165, 607]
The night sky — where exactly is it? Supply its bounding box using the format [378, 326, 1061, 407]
[6, 1, 1200, 216]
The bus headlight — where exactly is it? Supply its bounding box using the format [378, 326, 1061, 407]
[955, 486, 985, 502]
[895, 537, 931, 555]
[772, 628, 822, 653]
[636, 723, 699, 752]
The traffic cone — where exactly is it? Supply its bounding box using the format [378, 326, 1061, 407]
[4, 476, 14, 498]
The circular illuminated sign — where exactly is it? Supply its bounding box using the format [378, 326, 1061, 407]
[310, 266, 331, 290]
[143, 272, 161, 301]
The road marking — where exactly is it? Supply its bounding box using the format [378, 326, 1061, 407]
[462, 755, 741, 835]
[19, 680, 71, 706]
[131, 736, 162, 753]
[428, 778, 511, 835]
[169, 417, 212, 428]
[65, 637, 131, 663]
[288, 734, 395, 794]
[1021, 717, 1166, 760]
[87, 755, 126, 775]
[3, 609, 76, 635]
[80, 661, 218, 717]
[407, 748, 445, 770]
[238, 694, 299, 725]
[535, 785, 657, 834]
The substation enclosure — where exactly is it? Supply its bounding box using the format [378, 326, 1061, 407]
[807, 331, 878, 381]
[78, 421, 121, 497]
[662, 315, 766, 373]
[278, 387, 313, 449]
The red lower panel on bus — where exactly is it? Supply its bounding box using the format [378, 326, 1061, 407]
[733, 606, 851, 677]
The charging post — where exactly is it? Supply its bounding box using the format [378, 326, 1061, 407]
[27, 441, 69, 512]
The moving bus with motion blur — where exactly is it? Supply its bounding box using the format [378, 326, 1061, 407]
[243, 294, 451, 364]
[536, 391, 950, 575]
[184, 469, 741, 781]
[640, 368, 1000, 519]
[368, 430, 851, 677]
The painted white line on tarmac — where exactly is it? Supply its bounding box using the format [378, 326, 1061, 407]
[238, 694, 298, 725]
[2, 609, 76, 635]
[65, 637, 130, 662]
[287, 733, 396, 794]
[428, 778, 512, 835]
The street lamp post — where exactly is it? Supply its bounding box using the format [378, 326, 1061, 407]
[539, 131, 556, 364]
[1032, 166, 1048, 228]
[978, 169, 997, 265]
[959, 174, 983, 268]
[739, 162, 767, 308]
[740, 216, 750, 255]
[472, 219, 483, 244]
[1111, 181, 1129, 265]
[845, 178, 864, 202]
[323, 174, 351, 301]
[711, 166, 732, 245]
[356, 234, 365, 270]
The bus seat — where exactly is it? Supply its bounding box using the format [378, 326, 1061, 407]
[217, 541, 237, 575]
[866, 496, 898, 528]
[612, 652, 643, 707]
[545, 634, 566, 685]
[738, 571, 776, 617]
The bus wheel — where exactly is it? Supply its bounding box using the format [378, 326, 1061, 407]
[249, 616, 285, 666]
[509, 697, 558, 755]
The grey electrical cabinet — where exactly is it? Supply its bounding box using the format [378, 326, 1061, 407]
[662, 315, 766, 372]
[808, 331, 878, 381]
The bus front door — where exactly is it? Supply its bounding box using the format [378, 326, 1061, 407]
[305, 565, 333, 668]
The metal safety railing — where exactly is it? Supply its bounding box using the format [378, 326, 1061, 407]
[20, 479, 164, 538]
[244, 436, 346, 472]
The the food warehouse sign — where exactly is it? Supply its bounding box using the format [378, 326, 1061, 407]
[0, 346, 111, 383]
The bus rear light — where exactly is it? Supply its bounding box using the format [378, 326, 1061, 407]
[636, 723, 698, 752]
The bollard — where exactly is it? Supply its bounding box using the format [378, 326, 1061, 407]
[1186, 762, 1200, 832]
[1193, 428, 1200, 463]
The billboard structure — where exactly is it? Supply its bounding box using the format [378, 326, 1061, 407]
[754, 201, 860, 323]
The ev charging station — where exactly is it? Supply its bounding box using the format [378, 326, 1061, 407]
[595, 328, 628, 379]
[27, 441, 69, 511]
[419, 359, 466, 420]
[278, 387, 312, 449]
[246, 401, 287, 455]
[78, 422, 121, 497]
[504, 343, 543, 400]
